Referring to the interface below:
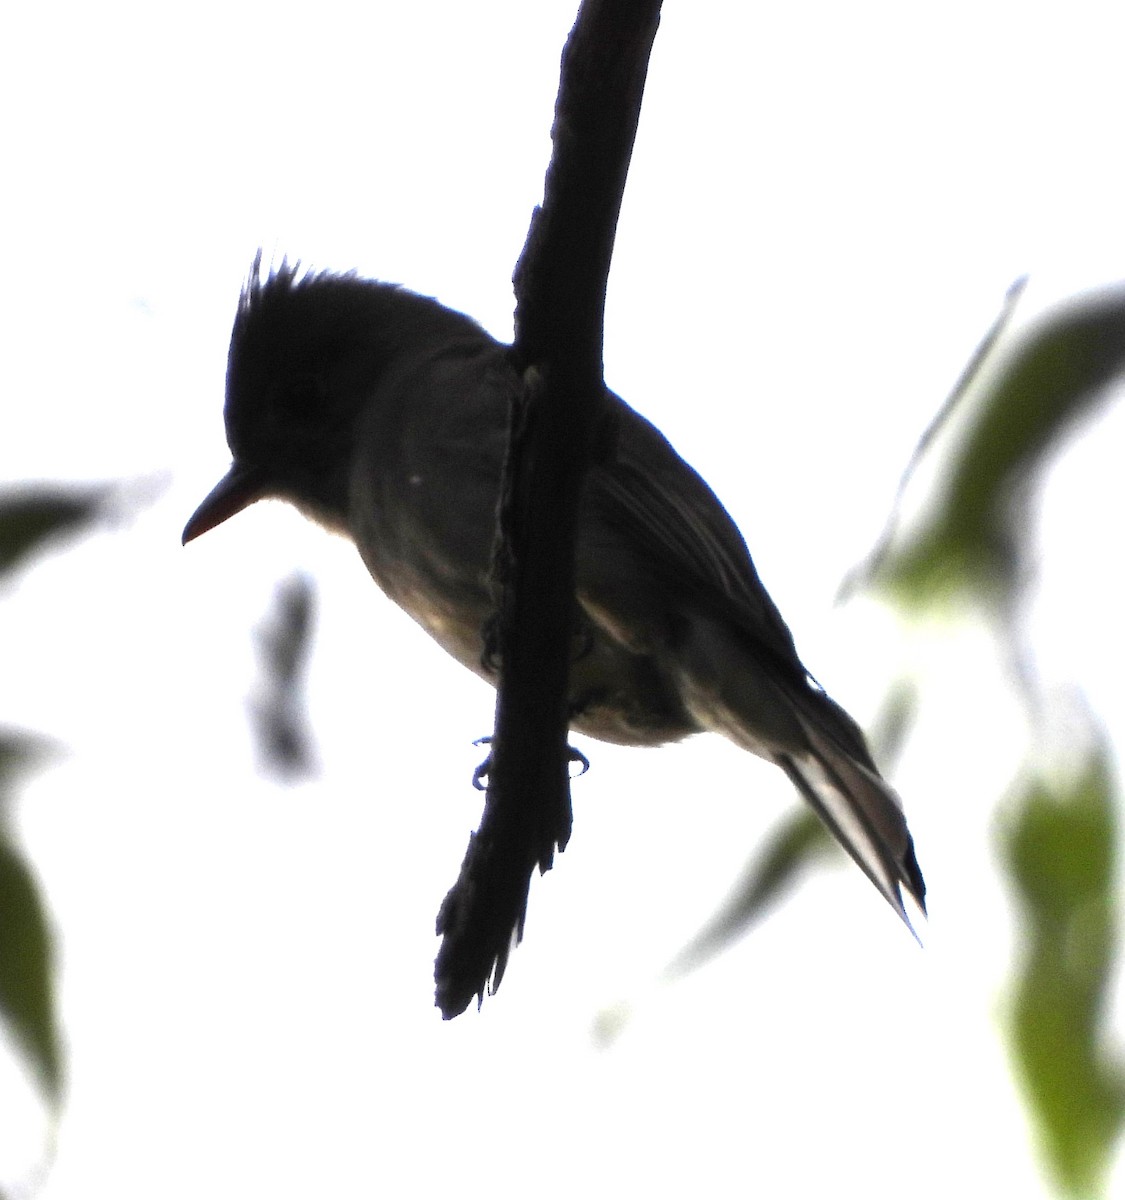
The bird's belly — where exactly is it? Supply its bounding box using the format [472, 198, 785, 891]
[360, 542, 698, 748]
[367, 557, 493, 675]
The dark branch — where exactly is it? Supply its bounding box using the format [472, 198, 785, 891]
[434, 0, 662, 1019]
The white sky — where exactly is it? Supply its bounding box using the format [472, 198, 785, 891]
[2, 1, 1124, 1196]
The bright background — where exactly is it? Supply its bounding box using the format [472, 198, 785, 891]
[2, 1, 1124, 1195]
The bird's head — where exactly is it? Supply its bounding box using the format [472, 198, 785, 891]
[183, 253, 479, 544]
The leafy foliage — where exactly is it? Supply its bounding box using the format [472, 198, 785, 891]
[680, 282, 1125, 1193]
[874, 290, 1125, 1192]
[0, 484, 118, 575]
[0, 733, 61, 1105]
[664, 809, 832, 978]
[0, 481, 157, 1116]
[1001, 746, 1125, 1198]
[875, 285, 1125, 611]
[0, 487, 109, 1111]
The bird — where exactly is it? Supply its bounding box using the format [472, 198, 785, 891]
[183, 255, 926, 930]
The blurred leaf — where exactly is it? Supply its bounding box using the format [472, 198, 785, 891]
[664, 809, 833, 978]
[0, 732, 62, 1106]
[0, 730, 56, 793]
[0, 485, 116, 576]
[0, 842, 61, 1106]
[0, 478, 167, 580]
[590, 999, 633, 1050]
[250, 573, 318, 781]
[999, 744, 1125, 1198]
[864, 677, 919, 771]
[842, 276, 1028, 602]
[872, 285, 1125, 611]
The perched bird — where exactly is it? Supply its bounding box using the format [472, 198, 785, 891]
[184, 257, 925, 927]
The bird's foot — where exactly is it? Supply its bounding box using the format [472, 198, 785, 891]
[469, 735, 587, 790]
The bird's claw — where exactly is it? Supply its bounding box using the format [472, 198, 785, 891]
[471, 736, 586, 789]
[472, 736, 492, 790]
[568, 745, 590, 778]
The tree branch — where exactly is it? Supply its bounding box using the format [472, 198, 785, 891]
[434, 0, 662, 1019]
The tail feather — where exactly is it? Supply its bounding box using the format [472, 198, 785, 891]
[669, 613, 925, 926]
[781, 710, 926, 932]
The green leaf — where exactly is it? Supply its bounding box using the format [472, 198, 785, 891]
[0, 733, 62, 1106]
[873, 285, 1125, 611]
[999, 745, 1125, 1198]
[0, 484, 117, 577]
[0, 839, 61, 1105]
[664, 810, 835, 978]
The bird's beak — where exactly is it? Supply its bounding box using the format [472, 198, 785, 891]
[182, 461, 270, 545]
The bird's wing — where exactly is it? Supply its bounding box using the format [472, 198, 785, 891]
[588, 397, 806, 672]
[587, 396, 926, 921]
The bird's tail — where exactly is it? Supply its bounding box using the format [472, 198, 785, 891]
[779, 702, 926, 933]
